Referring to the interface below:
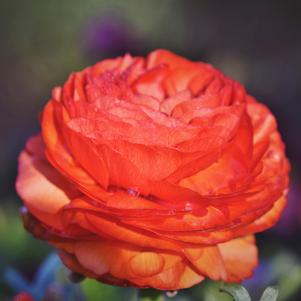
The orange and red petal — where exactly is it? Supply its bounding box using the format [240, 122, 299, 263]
[218, 235, 258, 282]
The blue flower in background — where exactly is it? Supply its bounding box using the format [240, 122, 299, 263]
[4, 253, 85, 301]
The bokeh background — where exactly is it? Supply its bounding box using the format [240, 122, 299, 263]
[1, 1, 300, 300]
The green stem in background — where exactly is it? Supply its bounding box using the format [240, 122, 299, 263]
[138, 289, 166, 301]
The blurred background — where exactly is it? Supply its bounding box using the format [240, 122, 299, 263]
[0, 0, 300, 300]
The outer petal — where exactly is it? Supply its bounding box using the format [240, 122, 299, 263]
[235, 195, 288, 236]
[16, 136, 77, 228]
[62, 199, 184, 252]
[41, 100, 100, 188]
[218, 235, 258, 282]
[184, 246, 227, 280]
[73, 240, 204, 290]
[133, 261, 204, 290]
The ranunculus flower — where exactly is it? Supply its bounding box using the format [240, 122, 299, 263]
[16, 50, 290, 290]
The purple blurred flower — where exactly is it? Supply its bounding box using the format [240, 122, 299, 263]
[82, 14, 144, 59]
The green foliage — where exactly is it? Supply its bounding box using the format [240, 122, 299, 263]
[278, 266, 301, 301]
[81, 279, 134, 301]
[0, 204, 50, 269]
[269, 251, 301, 300]
[138, 289, 165, 301]
[191, 280, 232, 301]
[220, 283, 279, 301]
[220, 283, 251, 301]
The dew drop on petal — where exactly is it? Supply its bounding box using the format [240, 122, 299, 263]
[19, 206, 28, 215]
[185, 202, 192, 211]
[127, 188, 140, 197]
[69, 271, 86, 283]
[166, 290, 178, 298]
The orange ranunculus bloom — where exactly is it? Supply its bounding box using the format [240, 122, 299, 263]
[16, 50, 290, 290]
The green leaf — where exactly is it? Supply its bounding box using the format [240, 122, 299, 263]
[191, 280, 232, 301]
[259, 286, 278, 301]
[138, 288, 165, 301]
[220, 283, 251, 301]
[81, 279, 123, 301]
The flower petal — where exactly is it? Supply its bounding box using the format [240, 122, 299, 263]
[218, 235, 258, 282]
[16, 149, 72, 215]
